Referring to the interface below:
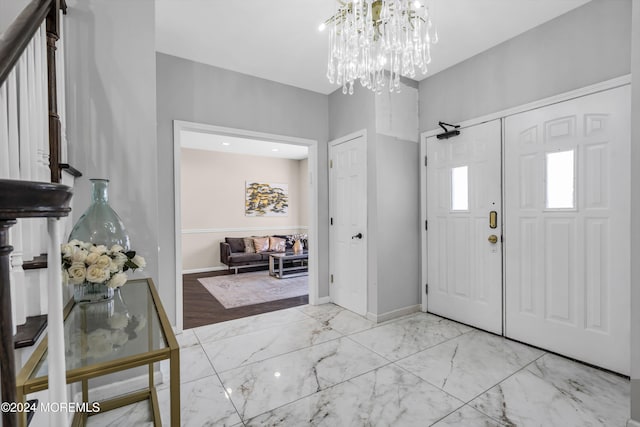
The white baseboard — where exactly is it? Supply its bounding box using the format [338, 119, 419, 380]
[316, 296, 331, 305]
[627, 419, 640, 427]
[367, 304, 421, 323]
[73, 371, 164, 402]
[182, 266, 228, 274]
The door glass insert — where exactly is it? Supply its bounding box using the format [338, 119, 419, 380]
[451, 166, 469, 211]
[546, 150, 575, 209]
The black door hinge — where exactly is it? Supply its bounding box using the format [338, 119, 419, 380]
[425, 284, 428, 294]
[330, 217, 333, 226]
[425, 220, 428, 230]
[424, 156, 427, 166]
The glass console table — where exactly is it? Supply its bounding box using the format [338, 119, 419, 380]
[15, 278, 179, 426]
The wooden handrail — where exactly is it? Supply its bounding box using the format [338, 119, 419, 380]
[0, 0, 53, 88]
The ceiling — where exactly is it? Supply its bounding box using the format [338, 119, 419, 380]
[156, 0, 591, 95]
[180, 131, 309, 160]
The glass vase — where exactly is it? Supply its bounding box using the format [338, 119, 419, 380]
[68, 179, 131, 250]
[74, 281, 114, 304]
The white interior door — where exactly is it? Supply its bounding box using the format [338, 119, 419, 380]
[426, 120, 502, 334]
[329, 133, 367, 316]
[504, 86, 630, 374]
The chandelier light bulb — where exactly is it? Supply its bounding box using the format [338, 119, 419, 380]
[318, 22, 327, 32]
[323, 0, 438, 95]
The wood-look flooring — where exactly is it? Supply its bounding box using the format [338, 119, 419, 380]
[183, 266, 309, 329]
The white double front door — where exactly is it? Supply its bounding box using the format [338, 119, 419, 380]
[426, 86, 630, 374]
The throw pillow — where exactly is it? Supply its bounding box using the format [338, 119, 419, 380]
[269, 236, 287, 252]
[225, 237, 245, 253]
[253, 237, 270, 253]
[243, 238, 256, 253]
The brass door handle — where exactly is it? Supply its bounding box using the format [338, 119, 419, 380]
[488, 235, 498, 244]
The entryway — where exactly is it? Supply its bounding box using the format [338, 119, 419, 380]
[173, 121, 320, 331]
[422, 82, 631, 375]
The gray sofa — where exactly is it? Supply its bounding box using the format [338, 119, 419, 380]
[220, 236, 306, 273]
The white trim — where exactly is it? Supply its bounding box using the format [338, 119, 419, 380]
[182, 266, 228, 274]
[419, 75, 632, 317]
[173, 122, 183, 332]
[627, 419, 640, 427]
[182, 226, 309, 235]
[316, 296, 332, 305]
[173, 121, 321, 332]
[419, 137, 428, 313]
[421, 75, 631, 138]
[367, 304, 421, 323]
[329, 129, 368, 317]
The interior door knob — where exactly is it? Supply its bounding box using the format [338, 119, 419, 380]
[352, 232, 363, 240]
[488, 234, 498, 244]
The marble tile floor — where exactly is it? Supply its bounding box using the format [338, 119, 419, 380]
[87, 304, 630, 427]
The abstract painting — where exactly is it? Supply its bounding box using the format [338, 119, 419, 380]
[245, 182, 289, 216]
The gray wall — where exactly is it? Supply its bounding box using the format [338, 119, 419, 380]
[375, 135, 420, 314]
[64, 0, 159, 283]
[63, 0, 158, 388]
[630, 0, 640, 422]
[419, 0, 632, 131]
[0, 0, 30, 34]
[156, 53, 330, 318]
[329, 84, 420, 317]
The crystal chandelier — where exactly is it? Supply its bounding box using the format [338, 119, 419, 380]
[321, 0, 438, 95]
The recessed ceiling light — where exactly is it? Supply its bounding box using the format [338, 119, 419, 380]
[272, 148, 279, 152]
[222, 142, 231, 146]
[318, 22, 326, 32]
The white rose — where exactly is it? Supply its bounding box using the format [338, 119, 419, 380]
[110, 244, 124, 254]
[108, 313, 129, 330]
[80, 241, 92, 250]
[71, 247, 88, 263]
[61, 243, 73, 260]
[110, 329, 129, 347]
[109, 259, 120, 274]
[107, 272, 127, 289]
[67, 262, 86, 285]
[90, 244, 108, 254]
[85, 252, 99, 265]
[86, 264, 109, 283]
[86, 329, 113, 358]
[68, 239, 83, 247]
[131, 255, 146, 269]
[113, 252, 128, 269]
[95, 255, 112, 269]
[133, 315, 147, 333]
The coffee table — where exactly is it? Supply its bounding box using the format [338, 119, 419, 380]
[269, 252, 308, 279]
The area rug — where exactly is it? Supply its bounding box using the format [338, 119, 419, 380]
[198, 271, 308, 309]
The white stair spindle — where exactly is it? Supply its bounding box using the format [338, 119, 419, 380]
[47, 218, 68, 427]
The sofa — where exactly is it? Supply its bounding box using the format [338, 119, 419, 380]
[220, 235, 307, 273]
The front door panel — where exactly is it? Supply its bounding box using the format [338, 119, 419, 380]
[426, 120, 502, 334]
[504, 86, 630, 374]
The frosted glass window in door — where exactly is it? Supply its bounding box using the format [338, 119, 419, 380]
[451, 166, 469, 211]
[546, 150, 575, 209]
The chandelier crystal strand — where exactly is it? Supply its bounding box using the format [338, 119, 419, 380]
[323, 0, 436, 94]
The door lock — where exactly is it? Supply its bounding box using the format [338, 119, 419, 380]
[488, 234, 498, 244]
[489, 211, 497, 229]
[352, 232, 363, 240]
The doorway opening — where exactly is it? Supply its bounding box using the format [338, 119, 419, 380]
[173, 121, 319, 330]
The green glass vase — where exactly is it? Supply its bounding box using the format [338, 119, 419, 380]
[69, 179, 130, 303]
[69, 179, 130, 249]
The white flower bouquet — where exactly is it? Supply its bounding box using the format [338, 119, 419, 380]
[61, 240, 146, 289]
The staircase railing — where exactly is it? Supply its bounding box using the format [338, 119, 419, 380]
[0, 1, 72, 426]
